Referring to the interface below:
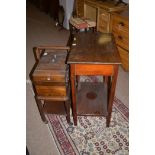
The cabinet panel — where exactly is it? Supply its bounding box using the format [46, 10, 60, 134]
[84, 3, 97, 22]
[98, 9, 110, 32]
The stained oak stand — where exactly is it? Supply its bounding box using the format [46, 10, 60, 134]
[67, 32, 121, 127]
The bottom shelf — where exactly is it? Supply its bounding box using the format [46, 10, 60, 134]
[43, 101, 68, 115]
[76, 82, 108, 116]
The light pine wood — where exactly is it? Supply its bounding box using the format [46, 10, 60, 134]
[84, 3, 97, 22]
[97, 8, 110, 32]
[83, 0, 128, 33]
[111, 9, 129, 71]
[117, 46, 129, 71]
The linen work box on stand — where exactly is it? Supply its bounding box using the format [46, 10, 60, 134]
[30, 46, 71, 124]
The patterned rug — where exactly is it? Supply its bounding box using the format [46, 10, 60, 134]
[47, 97, 129, 155]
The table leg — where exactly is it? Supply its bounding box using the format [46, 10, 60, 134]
[64, 100, 70, 124]
[106, 65, 119, 127]
[35, 98, 48, 124]
[104, 76, 108, 84]
[70, 64, 77, 125]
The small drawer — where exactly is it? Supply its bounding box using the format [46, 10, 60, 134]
[32, 74, 66, 83]
[112, 15, 128, 33]
[113, 31, 129, 50]
[35, 85, 67, 97]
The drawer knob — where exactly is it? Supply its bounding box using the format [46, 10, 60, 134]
[118, 35, 123, 40]
[51, 54, 57, 63]
[119, 22, 124, 27]
[47, 77, 51, 81]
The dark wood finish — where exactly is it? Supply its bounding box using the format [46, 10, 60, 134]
[77, 82, 108, 116]
[33, 46, 70, 61]
[76, 0, 85, 17]
[30, 46, 71, 124]
[68, 32, 121, 64]
[35, 98, 48, 124]
[67, 32, 121, 127]
[70, 64, 77, 125]
[106, 65, 119, 127]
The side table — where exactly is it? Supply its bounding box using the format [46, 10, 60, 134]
[67, 32, 121, 127]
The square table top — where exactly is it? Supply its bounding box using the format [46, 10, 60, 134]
[67, 32, 121, 64]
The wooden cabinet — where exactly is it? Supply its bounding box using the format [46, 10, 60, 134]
[111, 10, 129, 71]
[83, 0, 128, 33]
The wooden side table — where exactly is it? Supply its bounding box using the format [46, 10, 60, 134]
[67, 32, 121, 127]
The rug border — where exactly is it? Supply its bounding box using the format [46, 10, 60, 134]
[47, 96, 129, 155]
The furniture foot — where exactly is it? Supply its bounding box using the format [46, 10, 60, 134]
[106, 114, 111, 127]
[73, 114, 77, 126]
[64, 100, 71, 123]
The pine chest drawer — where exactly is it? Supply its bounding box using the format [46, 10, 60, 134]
[112, 13, 129, 50]
[111, 9, 129, 71]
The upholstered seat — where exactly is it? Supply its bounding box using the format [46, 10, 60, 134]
[69, 16, 96, 33]
[69, 1, 96, 34]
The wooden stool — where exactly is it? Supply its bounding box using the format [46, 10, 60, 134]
[69, 17, 96, 34]
[30, 46, 71, 124]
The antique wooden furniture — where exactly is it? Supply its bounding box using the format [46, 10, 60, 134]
[81, 0, 128, 33]
[67, 32, 121, 127]
[69, 0, 96, 34]
[111, 9, 129, 71]
[30, 46, 71, 124]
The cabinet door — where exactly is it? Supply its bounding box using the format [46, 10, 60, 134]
[97, 9, 110, 33]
